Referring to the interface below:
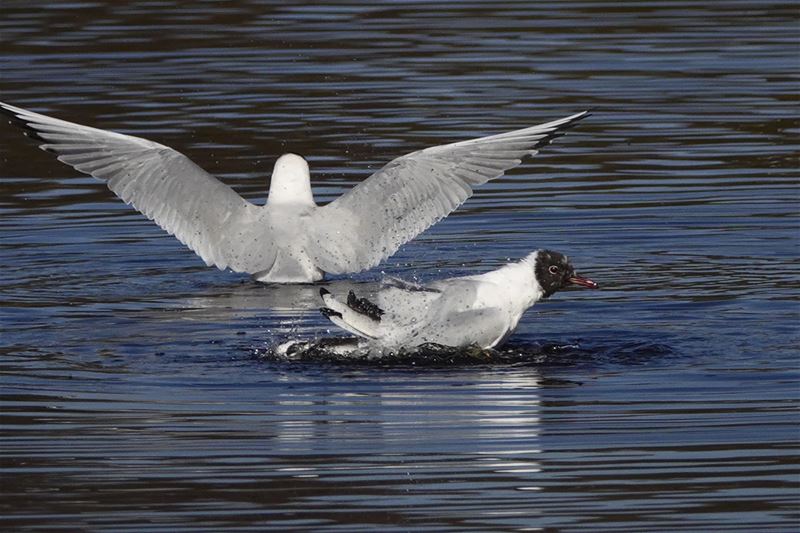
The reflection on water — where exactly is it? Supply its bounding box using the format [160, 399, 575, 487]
[1, 0, 798, 530]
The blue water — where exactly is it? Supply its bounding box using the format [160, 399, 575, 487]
[1, 1, 798, 530]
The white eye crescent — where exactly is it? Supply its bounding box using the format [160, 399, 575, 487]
[549, 265, 560, 275]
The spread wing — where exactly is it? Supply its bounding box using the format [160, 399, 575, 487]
[307, 111, 589, 274]
[1, 102, 276, 273]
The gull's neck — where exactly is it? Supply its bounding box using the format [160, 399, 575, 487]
[267, 153, 315, 206]
[516, 251, 546, 306]
[477, 252, 545, 308]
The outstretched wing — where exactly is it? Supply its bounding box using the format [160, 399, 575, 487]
[307, 111, 589, 274]
[1, 102, 276, 273]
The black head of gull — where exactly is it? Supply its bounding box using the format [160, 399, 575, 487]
[533, 249, 599, 298]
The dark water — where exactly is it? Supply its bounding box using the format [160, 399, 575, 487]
[1, 1, 798, 530]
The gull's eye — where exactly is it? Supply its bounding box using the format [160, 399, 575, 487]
[548, 265, 560, 275]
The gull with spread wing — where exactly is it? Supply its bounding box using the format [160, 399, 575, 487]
[1, 102, 587, 283]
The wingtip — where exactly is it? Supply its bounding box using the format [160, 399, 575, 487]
[0, 101, 32, 121]
[0, 101, 20, 122]
[320, 307, 342, 319]
[319, 287, 330, 298]
[0, 101, 48, 144]
[528, 110, 590, 151]
[567, 110, 592, 123]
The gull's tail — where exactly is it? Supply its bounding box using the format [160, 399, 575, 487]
[319, 288, 383, 340]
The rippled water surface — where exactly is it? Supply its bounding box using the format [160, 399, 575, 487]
[1, 1, 798, 531]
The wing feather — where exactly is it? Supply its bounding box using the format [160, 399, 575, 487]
[1, 101, 276, 273]
[309, 111, 589, 273]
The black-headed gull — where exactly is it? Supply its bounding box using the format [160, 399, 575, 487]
[1, 101, 588, 283]
[318, 250, 597, 350]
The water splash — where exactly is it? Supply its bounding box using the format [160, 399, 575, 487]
[251, 336, 673, 367]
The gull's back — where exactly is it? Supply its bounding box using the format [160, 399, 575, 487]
[373, 275, 506, 348]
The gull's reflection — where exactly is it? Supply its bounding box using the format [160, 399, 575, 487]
[267, 367, 544, 493]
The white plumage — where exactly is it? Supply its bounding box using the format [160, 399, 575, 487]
[1, 101, 588, 283]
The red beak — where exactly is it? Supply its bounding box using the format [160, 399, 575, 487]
[568, 275, 598, 289]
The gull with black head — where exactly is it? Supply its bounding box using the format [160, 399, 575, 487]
[317, 249, 598, 351]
